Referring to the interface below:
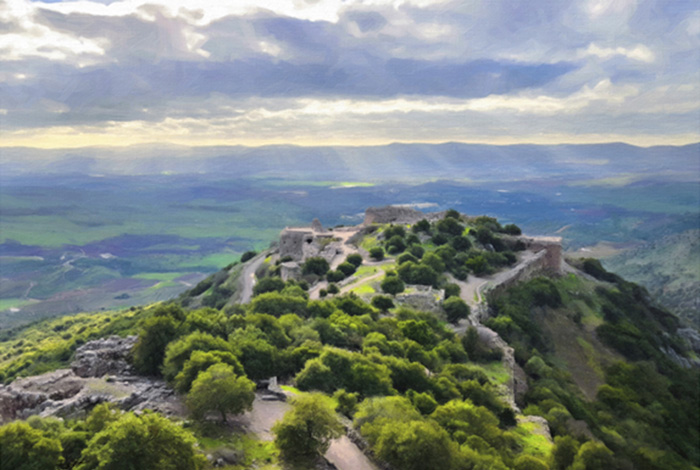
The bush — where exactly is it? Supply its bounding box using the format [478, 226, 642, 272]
[381, 276, 405, 296]
[369, 247, 385, 261]
[442, 297, 471, 325]
[241, 250, 258, 262]
[444, 283, 461, 299]
[371, 295, 395, 311]
[502, 223, 522, 235]
[302, 257, 330, 276]
[326, 270, 346, 283]
[253, 276, 285, 296]
[327, 283, 340, 295]
[346, 254, 363, 267]
[337, 262, 357, 277]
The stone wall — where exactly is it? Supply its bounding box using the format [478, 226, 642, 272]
[363, 206, 426, 225]
[279, 229, 314, 261]
[485, 237, 563, 299]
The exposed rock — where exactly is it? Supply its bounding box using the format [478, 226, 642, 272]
[0, 337, 184, 424]
[311, 218, 324, 232]
[395, 286, 444, 313]
[280, 261, 301, 281]
[72, 335, 137, 378]
[678, 327, 700, 353]
[363, 206, 426, 225]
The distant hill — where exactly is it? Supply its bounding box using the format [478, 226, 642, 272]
[604, 229, 700, 327]
[2, 142, 699, 183]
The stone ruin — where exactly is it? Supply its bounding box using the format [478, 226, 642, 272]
[363, 205, 428, 225]
[278, 218, 345, 280]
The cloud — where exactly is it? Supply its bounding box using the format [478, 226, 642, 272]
[0, 0, 698, 147]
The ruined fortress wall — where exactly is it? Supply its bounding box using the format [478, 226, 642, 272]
[487, 239, 563, 299]
[279, 230, 313, 261]
[363, 206, 426, 225]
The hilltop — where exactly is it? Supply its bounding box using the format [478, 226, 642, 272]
[0, 207, 698, 470]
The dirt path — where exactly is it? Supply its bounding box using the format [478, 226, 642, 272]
[239, 253, 268, 304]
[240, 394, 379, 470]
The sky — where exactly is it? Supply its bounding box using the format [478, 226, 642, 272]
[0, 0, 699, 148]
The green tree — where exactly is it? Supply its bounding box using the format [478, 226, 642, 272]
[369, 247, 385, 261]
[444, 283, 461, 299]
[162, 331, 233, 381]
[273, 393, 343, 464]
[241, 250, 257, 262]
[186, 363, 255, 423]
[132, 315, 179, 376]
[337, 261, 357, 276]
[371, 295, 395, 311]
[0, 421, 63, 470]
[346, 253, 363, 267]
[443, 297, 471, 324]
[412, 219, 431, 232]
[302, 257, 330, 276]
[374, 420, 455, 470]
[551, 435, 580, 470]
[174, 350, 244, 393]
[381, 276, 405, 296]
[570, 441, 614, 470]
[76, 412, 206, 470]
[515, 455, 550, 470]
[253, 276, 285, 296]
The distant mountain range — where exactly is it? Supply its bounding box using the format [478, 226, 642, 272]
[2, 142, 699, 183]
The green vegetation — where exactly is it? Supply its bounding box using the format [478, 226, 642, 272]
[0, 211, 697, 470]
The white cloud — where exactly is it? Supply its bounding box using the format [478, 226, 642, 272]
[580, 43, 655, 63]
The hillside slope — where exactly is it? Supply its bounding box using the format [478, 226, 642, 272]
[0, 208, 698, 470]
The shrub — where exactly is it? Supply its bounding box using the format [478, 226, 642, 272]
[302, 257, 330, 276]
[337, 262, 357, 277]
[326, 270, 346, 283]
[346, 254, 363, 267]
[241, 250, 258, 262]
[371, 295, 395, 311]
[369, 247, 385, 261]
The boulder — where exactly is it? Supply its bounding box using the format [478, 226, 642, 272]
[72, 335, 137, 378]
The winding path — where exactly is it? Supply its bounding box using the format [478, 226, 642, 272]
[239, 252, 269, 304]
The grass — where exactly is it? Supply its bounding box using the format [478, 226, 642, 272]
[0, 299, 34, 311]
[513, 420, 553, 459]
[352, 284, 376, 295]
[133, 272, 188, 281]
[194, 424, 280, 470]
[480, 361, 510, 385]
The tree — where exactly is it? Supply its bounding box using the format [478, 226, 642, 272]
[412, 219, 431, 232]
[174, 350, 245, 393]
[372, 295, 395, 311]
[514, 455, 550, 470]
[374, 420, 455, 470]
[241, 250, 257, 262]
[444, 283, 461, 299]
[570, 441, 614, 470]
[385, 235, 406, 254]
[369, 247, 385, 261]
[346, 253, 363, 267]
[132, 315, 179, 376]
[436, 217, 464, 236]
[253, 276, 285, 296]
[161, 331, 233, 381]
[443, 297, 471, 324]
[381, 276, 405, 296]
[551, 435, 580, 470]
[186, 363, 255, 423]
[302, 257, 330, 276]
[503, 223, 522, 235]
[326, 270, 346, 283]
[337, 261, 357, 276]
[0, 421, 63, 470]
[273, 393, 343, 464]
[76, 412, 206, 470]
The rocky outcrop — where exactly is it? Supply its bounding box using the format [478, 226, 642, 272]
[0, 337, 183, 423]
[363, 206, 426, 225]
[72, 335, 136, 378]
